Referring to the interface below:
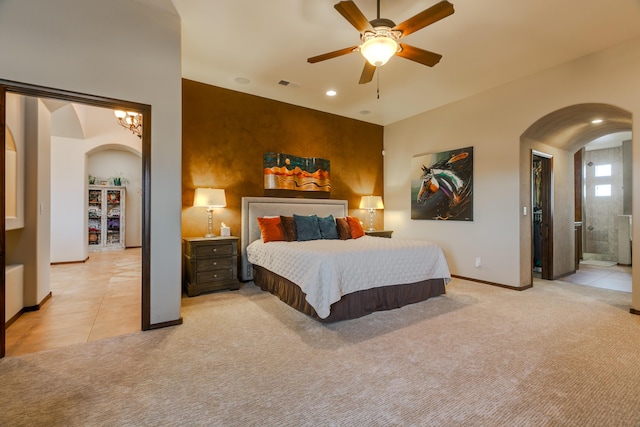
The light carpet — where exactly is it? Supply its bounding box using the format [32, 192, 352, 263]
[1, 278, 639, 426]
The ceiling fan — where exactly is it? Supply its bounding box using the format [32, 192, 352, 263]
[307, 0, 455, 84]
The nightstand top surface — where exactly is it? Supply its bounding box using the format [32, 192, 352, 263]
[184, 236, 238, 242]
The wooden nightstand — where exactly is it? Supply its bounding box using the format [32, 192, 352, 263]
[365, 230, 393, 238]
[183, 236, 240, 297]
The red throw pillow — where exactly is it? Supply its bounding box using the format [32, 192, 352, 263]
[347, 216, 365, 239]
[257, 217, 285, 243]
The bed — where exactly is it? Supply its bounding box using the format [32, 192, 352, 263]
[241, 197, 451, 322]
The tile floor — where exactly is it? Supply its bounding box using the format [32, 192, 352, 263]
[5, 248, 141, 357]
[562, 261, 632, 293]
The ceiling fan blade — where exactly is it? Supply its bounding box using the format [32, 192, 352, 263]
[359, 62, 376, 84]
[334, 1, 373, 33]
[308, 46, 358, 63]
[396, 44, 443, 67]
[393, 0, 454, 38]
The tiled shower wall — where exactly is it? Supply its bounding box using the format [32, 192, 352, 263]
[583, 147, 623, 261]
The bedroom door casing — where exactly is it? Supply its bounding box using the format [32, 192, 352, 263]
[0, 79, 152, 358]
[532, 150, 554, 281]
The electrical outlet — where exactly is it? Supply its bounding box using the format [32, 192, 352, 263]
[475, 257, 481, 268]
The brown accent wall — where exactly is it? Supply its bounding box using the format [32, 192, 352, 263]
[182, 79, 384, 240]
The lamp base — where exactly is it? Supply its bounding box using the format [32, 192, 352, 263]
[204, 233, 216, 238]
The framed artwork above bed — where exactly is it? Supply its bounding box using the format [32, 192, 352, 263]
[411, 146, 474, 221]
[263, 152, 330, 198]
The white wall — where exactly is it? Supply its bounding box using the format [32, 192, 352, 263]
[6, 98, 53, 307]
[385, 37, 640, 311]
[50, 104, 143, 263]
[50, 136, 86, 263]
[0, 0, 182, 324]
[5, 93, 25, 231]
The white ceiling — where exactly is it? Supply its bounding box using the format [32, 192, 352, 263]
[166, 0, 640, 126]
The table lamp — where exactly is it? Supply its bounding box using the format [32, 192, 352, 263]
[359, 195, 384, 231]
[194, 188, 226, 238]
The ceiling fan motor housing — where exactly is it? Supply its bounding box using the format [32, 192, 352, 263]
[369, 18, 396, 28]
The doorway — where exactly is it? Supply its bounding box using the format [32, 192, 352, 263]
[0, 79, 152, 358]
[532, 150, 553, 280]
[580, 135, 631, 264]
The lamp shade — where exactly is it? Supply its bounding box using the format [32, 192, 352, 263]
[360, 195, 384, 210]
[194, 188, 226, 208]
[360, 36, 398, 67]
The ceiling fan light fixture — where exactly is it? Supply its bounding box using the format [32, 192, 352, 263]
[360, 34, 398, 67]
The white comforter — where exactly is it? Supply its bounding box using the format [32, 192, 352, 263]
[246, 236, 451, 319]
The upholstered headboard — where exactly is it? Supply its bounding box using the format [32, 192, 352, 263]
[240, 197, 349, 281]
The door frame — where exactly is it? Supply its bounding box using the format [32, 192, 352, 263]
[0, 79, 152, 358]
[532, 150, 554, 280]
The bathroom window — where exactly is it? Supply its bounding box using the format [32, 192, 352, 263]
[595, 184, 611, 197]
[595, 164, 611, 177]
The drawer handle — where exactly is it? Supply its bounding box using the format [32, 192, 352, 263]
[213, 261, 217, 266]
[213, 248, 217, 252]
[214, 274, 217, 278]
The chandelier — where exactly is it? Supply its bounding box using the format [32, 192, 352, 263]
[114, 110, 142, 138]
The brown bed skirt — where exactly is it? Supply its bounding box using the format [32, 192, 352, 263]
[252, 265, 447, 323]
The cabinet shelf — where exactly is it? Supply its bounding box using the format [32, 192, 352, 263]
[88, 185, 125, 251]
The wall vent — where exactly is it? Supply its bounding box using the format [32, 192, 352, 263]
[278, 80, 299, 88]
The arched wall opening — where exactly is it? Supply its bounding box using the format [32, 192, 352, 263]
[519, 103, 632, 291]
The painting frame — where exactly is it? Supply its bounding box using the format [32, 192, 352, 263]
[411, 146, 474, 221]
[263, 152, 331, 195]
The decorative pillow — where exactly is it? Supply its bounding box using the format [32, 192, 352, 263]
[294, 214, 321, 241]
[280, 216, 297, 242]
[335, 217, 352, 240]
[347, 216, 365, 239]
[257, 217, 285, 243]
[318, 214, 339, 240]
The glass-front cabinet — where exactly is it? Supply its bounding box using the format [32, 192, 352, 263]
[88, 185, 125, 251]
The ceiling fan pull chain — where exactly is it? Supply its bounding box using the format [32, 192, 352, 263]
[377, 68, 380, 99]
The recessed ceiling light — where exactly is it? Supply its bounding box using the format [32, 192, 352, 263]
[326, 90, 337, 97]
[234, 77, 250, 85]
[591, 118, 603, 124]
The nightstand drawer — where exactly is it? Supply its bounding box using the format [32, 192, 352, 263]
[183, 236, 240, 297]
[194, 243, 234, 258]
[196, 257, 234, 272]
[196, 268, 235, 283]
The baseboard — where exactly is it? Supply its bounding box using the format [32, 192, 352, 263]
[451, 275, 533, 291]
[23, 292, 52, 312]
[5, 309, 24, 328]
[147, 317, 183, 330]
[7, 292, 53, 328]
[51, 257, 89, 265]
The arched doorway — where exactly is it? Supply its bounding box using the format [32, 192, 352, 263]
[519, 103, 632, 286]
